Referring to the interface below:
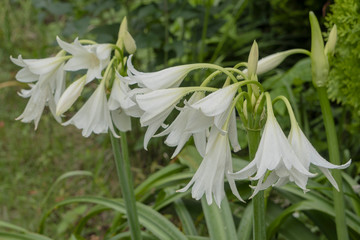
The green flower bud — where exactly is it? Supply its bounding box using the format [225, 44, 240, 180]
[116, 17, 136, 55]
[324, 24, 337, 56]
[309, 11, 329, 88]
[247, 40, 259, 78]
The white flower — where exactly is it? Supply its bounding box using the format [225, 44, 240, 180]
[241, 49, 307, 77]
[10, 55, 66, 128]
[63, 81, 118, 137]
[108, 73, 143, 132]
[56, 36, 112, 83]
[230, 105, 316, 198]
[178, 127, 244, 207]
[190, 83, 239, 117]
[136, 87, 190, 149]
[288, 123, 351, 190]
[155, 92, 213, 158]
[15, 79, 50, 129]
[127, 55, 196, 90]
[56, 76, 86, 115]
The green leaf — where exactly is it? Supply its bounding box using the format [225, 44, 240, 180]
[178, 146, 202, 170]
[272, 185, 360, 237]
[40, 196, 187, 240]
[0, 221, 28, 233]
[0, 231, 53, 240]
[236, 202, 252, 240]
[73, 205, 110, 236]
[0, 221, 52, 240]
[174, 199, 198, 236]
[135, 163, 186, 200]
[202, 196, 237, 240]
[41, 170, 93, 206]
[266, 201, 318, 240]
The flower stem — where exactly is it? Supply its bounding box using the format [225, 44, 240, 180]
[316, 87, 349, 240]
[110, 132, 142, 240]
[247, 129, 266, 240]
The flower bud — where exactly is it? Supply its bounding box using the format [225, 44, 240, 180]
[247, 41, 259, 78]
[124, 31, 137, 54]
[116, 17, 137, 55]
[309, 11, 329, 88]
[324, 24, 337, 56]
[56, 76, 86, 115]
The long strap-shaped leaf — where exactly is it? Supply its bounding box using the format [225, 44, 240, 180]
[269, 186, 360, 238]
[0, 221, 52, 240]
[0, 231, 53, 240]
[201, 196, 237, 240]
[39, 196, 187, 240]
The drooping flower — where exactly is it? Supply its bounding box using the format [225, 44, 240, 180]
[62, 81, 118, 138]
[10, 55, 66, 128]
[230, 93, 316, 197]
[288, 122, 351, 190]
[56, 36, 112, 83]
[136, 87, 190, 149]
[108, 73, 143, 132]
[190, 83, 240, 117]
[155, 92, 213, 158]
[177, 127, 244, 207]
[127, 55, 198, 90]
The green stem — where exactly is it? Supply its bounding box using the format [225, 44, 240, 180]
[317, 87, 349, 240]
[199, 5, 210, 62]
[247, 130, 266, 240]
[110, 132, 142, 240]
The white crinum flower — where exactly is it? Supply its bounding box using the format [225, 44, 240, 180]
[108, 73, 143, 132]
[230, 93, 316, 198]
[155, 92, 213, 158]
[136, 87, 191, 149]
[10, 55, 66, 128]
[288, 122, 351, 190]
[63, 81, 118, 138]
[127, 55, 197, 90]
[56, 36, 112, 83]
[190, 83, 240, 117]
[177, 126, 244, 207]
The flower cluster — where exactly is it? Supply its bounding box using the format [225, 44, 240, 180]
[125, 42, 350, 207]
[11, 17, 350, 208]
[11, 18, 139, 137]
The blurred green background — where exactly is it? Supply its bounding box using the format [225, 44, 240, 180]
[0, 0, 359, 238]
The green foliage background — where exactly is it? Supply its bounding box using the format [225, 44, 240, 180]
[1, 0, 359, 239]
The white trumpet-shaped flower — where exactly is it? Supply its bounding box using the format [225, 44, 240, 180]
[56, 36, 112, 83]
[127, 55, 197, 90]
[136, 87, 190, 149]
[178, 127, 244, 207]
[190, 83, 239, 117]
[230, 94, 316, 198]
[155, 92, 212, 158]
[10, 55, 66, 128]
[63, 81, 118, 137]
[288, 123, 351, 190]
[108, 73, 143, 132]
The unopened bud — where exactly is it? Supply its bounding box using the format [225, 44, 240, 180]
[243, 100, 248, 120]
[116, 17, 136, 55]
[325, 24, 337, 56]
[247, 41, 259, 78]
[309, 11, 329, 88]
[124, 31, 136, 54]
[56, 76, 86, 115]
